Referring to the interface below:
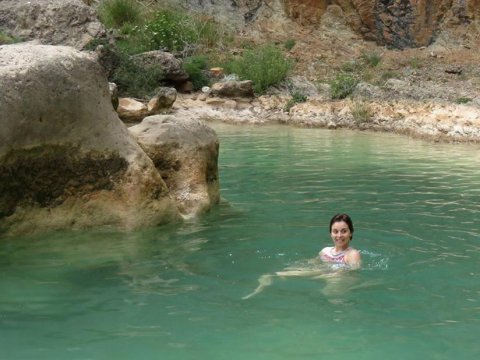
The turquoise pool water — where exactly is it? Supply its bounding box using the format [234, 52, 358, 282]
[1, 124, 480, 359]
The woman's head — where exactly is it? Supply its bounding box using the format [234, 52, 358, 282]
[329, 213, 354, 240]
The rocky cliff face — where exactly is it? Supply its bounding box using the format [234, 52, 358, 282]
[176, 0, 479, 48]
[0, 0, 105, 49]
[2, 0, 477, 49]
[341, 0, 480, 48]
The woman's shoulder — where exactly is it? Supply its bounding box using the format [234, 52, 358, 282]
[346, 247, 361, 257]
[345, 247, 361, 268]
[319, 246, 333, 255]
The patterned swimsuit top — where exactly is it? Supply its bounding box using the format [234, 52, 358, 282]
[320, 247, 351, 264]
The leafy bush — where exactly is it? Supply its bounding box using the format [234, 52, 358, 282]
[341, 59, 364, 73]
[409, 57, 422, 69]
[455, 97, 473, 104]
[137, 8, 195, 53]
[0, 31, 19, 45]
[98, 0, 141, 28]
[125, 8, 231, 56]
[111, 51, 164, 98]
[284, 90, 307, 112]
[284, 39, 296, 51]
[224, 44, 292, 94]
[183, 55, 210, 90]
[349, 100, 373, 124]
[330, 73, 359, 99]
[360, 51, 382, 67]
[193, 14, 232, 49]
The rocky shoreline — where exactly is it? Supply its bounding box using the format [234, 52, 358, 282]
[171, 92, 480, 143]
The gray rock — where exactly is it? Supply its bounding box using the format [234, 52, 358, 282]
[133, 51, 189, 83]
[352, 82, 384, 99]
[117, 98, 149, 123]
[109, 82, 119, 110]
[210, 80, 254, 98]
[148, 87, 177, 114]
[0, 0, 105, 49]
[117, 88, 177, 123]
[0, 43, 180, 236]
[288, 76, 319, 97]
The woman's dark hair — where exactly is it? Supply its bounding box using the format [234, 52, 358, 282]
[329, 213, 354, 239]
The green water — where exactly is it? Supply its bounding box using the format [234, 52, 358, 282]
[2, 124, 480, 359]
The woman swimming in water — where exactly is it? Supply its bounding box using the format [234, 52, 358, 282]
[242, 213, 361, 299]
[319, 213, 361, 270]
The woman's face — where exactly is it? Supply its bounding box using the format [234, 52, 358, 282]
[330, 221, 352, 249]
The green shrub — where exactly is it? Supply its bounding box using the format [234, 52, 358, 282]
[284, 90, 307, 112]
[455, 97, 473, 104]
[84, 37, 110, 51]
[349, 100, 373, 124]
[137, 8, 196, 53]
[183, 55, 210, 90]
[111, 52, 164, 98]
[341, 59, 364, 73]
[128, 8, 231, 56]
[0, 31, 19, 45]
[330, 73, 359, 99]
[98, 0, 141, 28]
[224, 44, 292, 94]
[409, 57, 422, 69]
[193, 15, 232, 49]
[284, 39, 296, 51]
[360, 51, 382, 67]
[381, 70, 400, 81]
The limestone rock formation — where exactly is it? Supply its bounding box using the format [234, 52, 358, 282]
[0, 0, 105, 49]
[148, 87, 178, 114]
[117, 98, 150, 123]
[284, 0, 480, 48]
[283, 0, 328, 25]
[210, 80, 254, 98]
[117, 87, 178, 123]
[129, 115, 220, 217]
[133, 51, 189, 84]
[0, 43, 180, 236]
[169, 0, 265, 24]
[173, 0, 479, 48]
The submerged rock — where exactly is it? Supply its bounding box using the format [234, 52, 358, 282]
[0, 43, 180, 236]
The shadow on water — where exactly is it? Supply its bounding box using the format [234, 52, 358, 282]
[0, 199, 250, 322]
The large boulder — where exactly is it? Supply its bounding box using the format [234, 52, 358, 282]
[133, 51, 189, 83]
[129, 115, 220, 217]
[0, 0, 105, 49]
[0, 43, 180, 236]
